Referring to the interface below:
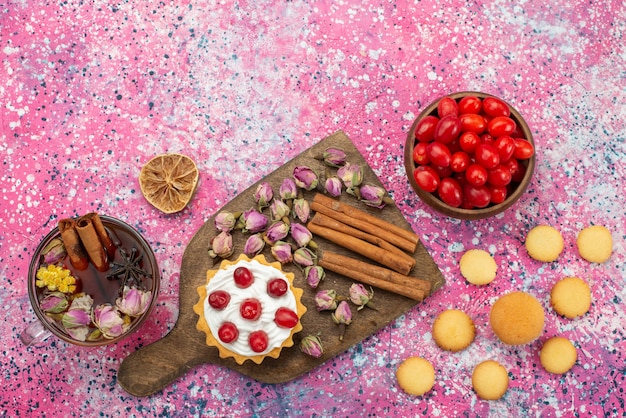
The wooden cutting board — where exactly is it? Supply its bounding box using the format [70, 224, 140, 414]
[118, 130, 445, 397]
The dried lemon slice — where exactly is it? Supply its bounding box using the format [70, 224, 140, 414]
[139, 153, 199, 214]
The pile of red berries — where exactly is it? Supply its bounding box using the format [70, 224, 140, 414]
[411, 95, 534, 208]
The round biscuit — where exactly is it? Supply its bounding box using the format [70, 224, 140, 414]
[459, 249, 497, 285]
[550, 276, 591, 318]
[432, 309, 475, 352]
[472, 360, 509, 400]
[396, 357, 435, 396]
[540, 336, 577, 374]
[525, 225, 564, 262]
[576, 225, 613, 263]
[489, 291, 545, 345]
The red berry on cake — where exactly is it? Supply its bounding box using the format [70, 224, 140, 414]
[218, 322, 239, 343]
[240, 298, 262, 320]
[208, 290, 231, 310]
[267, 278, 288, 297]
[249, 330, 269, 353]
[274, 307, 299, 328]
[234, 266, 254, 288]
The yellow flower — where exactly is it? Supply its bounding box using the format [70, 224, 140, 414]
[36, 265, 78, 294]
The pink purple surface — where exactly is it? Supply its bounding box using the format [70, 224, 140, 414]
[2, 0, 625, 416]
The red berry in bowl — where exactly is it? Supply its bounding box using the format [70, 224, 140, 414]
[267, 278, 288, 297]
[208, 290, 231, 310]
[234, 266, 254, 288]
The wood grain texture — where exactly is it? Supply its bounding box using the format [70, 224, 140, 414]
[118, 130, 445, 397]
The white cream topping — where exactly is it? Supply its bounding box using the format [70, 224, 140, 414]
[203, 259, 297, 356]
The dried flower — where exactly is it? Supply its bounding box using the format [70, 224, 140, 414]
[240, 208, 268, 234]
[40, 292, 69, 314]
[300, 334, 324, 358]
[290, 223, 313, 248]
[243, 233, 265, 257]
[337, 162, 363, 192]
[349, 283, 376, 311]
[279, 178, 298, 200]
[292, 198, 311, 223]
[264, 221, 290, 245]
[322, 147, 347, 168]
[324, 176, 343, 197]
[208, 231, 234, 259]
[93, 304, 129, 339]
[271, 241, 293, 264]
[293, 165, 319, 191]
[116, 286, 152, 317]
[315, 289, 338, 311]
[36, 264, 78, 294]
[61, 294, 93, 341]
[332, 301, 353, 341]
[214, 211, 239, 233]
[293, 247, 316, 268]
[42, 238, 67, 265]
[305, 265, 326, 288]
[253, 182, 273, 210]
[269, 199, 291, 223]
[357, 184, 392, 209]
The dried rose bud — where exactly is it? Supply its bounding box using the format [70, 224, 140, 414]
[271, 241, 293, 264]
[357, 184, 392, 209]
[116, 286, 152, 317]
[337, 162, 363, 191]
[324, 176, 343, 197]
[290, 223, 312, 248]
[315, 289, 338, 311]
[240, 208, 268, 234]
[322, 147, 347, 168]
[293, 165, 319, 191]
[243, 233, 265, 257]
[293, 247, 316, 268]
[254, 182, 273, 210]
[300, 334, 324, 358]
[332, 301, 353, 341]
[279, 178, 298, 200]
[208, 231, 233, 259]
[214, 211, 239, 233]
[305, 265, 325, 289]
[269, 198, 291, 222]
[40, 292, 69, 314]
[61, 294, 93, 341]
[264, 221, 290, 245]
[349, 283, 376, 311]
[93, 304, 129, 339]
[292, 198, 311, 223]
[42, 238, 67, 265]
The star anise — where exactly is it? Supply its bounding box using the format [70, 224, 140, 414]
[107, 246, 152, 290]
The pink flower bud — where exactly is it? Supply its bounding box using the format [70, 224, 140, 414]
[293, 165, 319, 191]
[314, 289, 338, 311]
[93, 304, 128, 339]
[264, 221, 290, 244]
[42, 238, 67, 265]
[322, 147, 347, 167]
[253, 182, 273, 210]
[305, 265, 325, 289]
[116, 286, 152, 317]
[271, 241, 293, 264]
[279, 178, 298, 200]
[243, 233, 265, 257]
[61, 294, 93, 341]
[40, 292, 69, 314]
[358, 184, 388, 209]
[292, 198, 311, 223]
[337, 162, 363, 191]
[332, 301, 353, 341]
[349, 283, 374, 310]
[208, 231, 234, 259]
[269, 199, 291, 222]
[290, 223, 312, 248]
[293, 247, 316, 268]
[324, 176, 343, 197]
[241, 208, 268, 234]
[214, 211, 238, 232]
[300, 334, 324, 358]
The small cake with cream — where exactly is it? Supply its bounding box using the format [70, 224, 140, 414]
[194, 254, 306, 365]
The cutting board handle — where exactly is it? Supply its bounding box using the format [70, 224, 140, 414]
[117, 327, 206, 397]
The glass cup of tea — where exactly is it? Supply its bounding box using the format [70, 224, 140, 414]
[20, 215, 160, 347]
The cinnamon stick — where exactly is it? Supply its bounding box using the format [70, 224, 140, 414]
[319, 253, 426, 301]
[84, 213, 115, 258]
[310, 212, 414, 264]
[76, 215, 109, 272]
[320, 250, 431, 295]
[58, 219, 89, 270]
[311, 194, 419, 253]
[307, 222, 415, 275]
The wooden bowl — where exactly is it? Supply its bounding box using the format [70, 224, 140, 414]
[404, 91, 535, 220]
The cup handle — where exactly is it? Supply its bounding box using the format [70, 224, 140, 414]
[20, 320, 52, 346]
